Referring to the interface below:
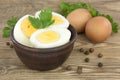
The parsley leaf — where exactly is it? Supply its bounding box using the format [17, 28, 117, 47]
[3, 27, 11, 37]
[29, 16, 42, 29]
[3, 17, 18, 38]
[87, 4, 100, 17]
[58, 2, 87, 17]
[29, 8, 54, 29]
[7, 17, 18, 28]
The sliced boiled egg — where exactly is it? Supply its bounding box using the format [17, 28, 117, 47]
[35, 11, 69, 29]
[30, 28, 71, 48]
[21, 17, 37, 38]
[14, 15, 36, 47]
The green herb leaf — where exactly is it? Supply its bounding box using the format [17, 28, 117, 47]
[58, 2, 87, 17]
[87, 4, 100, 17]
[3, 17, 18, 38]
[59, 2, 70, 17]
[7, 17, 18, 28]
[112, 22, 118, 33]
[29, 16, 42, 29]
[3, 27, 11, 37]
[29, 8, 54, 29]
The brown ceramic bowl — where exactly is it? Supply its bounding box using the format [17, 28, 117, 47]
[10, 25, 77, 71]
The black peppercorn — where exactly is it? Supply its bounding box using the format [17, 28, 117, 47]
[6, 42, 10, 46]
[89, 48, 94, 53]
[98, 62, 103, 68]
[79, 48, 84, 52]
[98, 53, 103, 58]
[77, 66, 82, 74]
[84, 51, 89, 55]
[84, 58, 89, 62]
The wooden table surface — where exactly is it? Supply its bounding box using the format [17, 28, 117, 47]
[0, 0, 120, 80]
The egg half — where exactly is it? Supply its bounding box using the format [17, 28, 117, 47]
[14, 15, 36, 47]
[30, 28, 71, 48]
[35, 11, 69, 29]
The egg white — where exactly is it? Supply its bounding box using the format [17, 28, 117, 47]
[13, 15, 33, 47]
[35, 11, 69, 29]
[30, 28, 71, 48]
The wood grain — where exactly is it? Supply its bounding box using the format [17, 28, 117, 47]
[0, 0, 120, 80]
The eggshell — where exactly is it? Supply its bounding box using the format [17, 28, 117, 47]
[85, 16, 112, 43]
[67, 8, 92, 33]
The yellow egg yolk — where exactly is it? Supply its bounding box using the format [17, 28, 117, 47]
[36, 30, 60, 43]
[52, 16, 63, 24]
[21, 18, 37, 38]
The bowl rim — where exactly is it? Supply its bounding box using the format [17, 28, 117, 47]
[10, 25, 77, 53]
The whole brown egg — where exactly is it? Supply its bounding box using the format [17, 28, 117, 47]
[67, 8, 92, 33]
[85, 16, 112, 43]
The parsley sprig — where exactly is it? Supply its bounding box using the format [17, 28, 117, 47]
[58, 2, 118, 33]
[2, 17, 18, 37]
[29, 8, 54, 29]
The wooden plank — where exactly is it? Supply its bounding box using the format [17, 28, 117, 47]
[0, 0, 120, 80]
